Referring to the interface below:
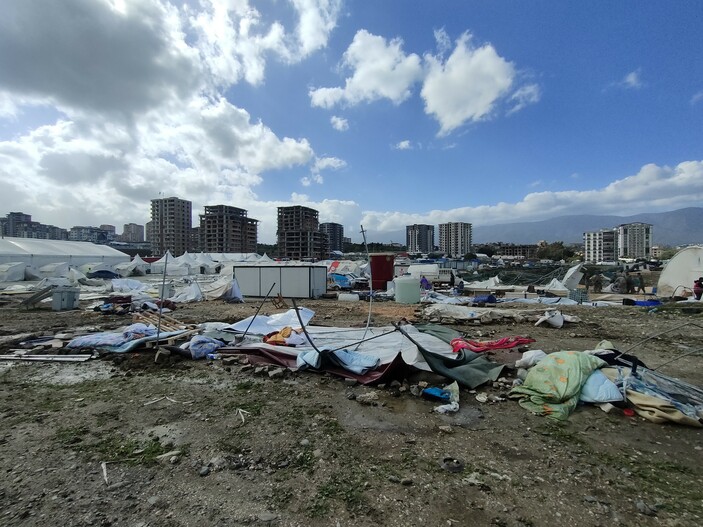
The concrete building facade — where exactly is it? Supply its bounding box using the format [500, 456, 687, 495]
[319, 222, 344, 253]
[199, 205, 258, 253]
[69, 226, 111, 244]
[438, 222, 472, 258]
[277, 206, 328, 260]
[617, 222, 653, 259]
[121, 223, 145, 243]
[150, 197, 193, 257]
[406, 224, 435, 254]
[583, 229, 618, 263]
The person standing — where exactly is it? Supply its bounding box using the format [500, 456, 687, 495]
[694, 277, 703, 300]
[625, 272, 635, 294]
[637, 273, 646, 294]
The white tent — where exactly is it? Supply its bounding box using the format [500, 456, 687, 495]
[192, 252, 220, 274]
[0, 262, 26, 282]
[37, 261, 70, 278]
[151, 251, 192, 275]
[0, 237, 130, 269]
[78, 262, 114, 275]
[114, 254, 150, 277]
[543, 278, 569, 294]
[657, 246, 703, 297]
[561, 263, 584, 290]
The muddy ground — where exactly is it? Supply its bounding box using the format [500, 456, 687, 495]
[1, 295, 702, 527]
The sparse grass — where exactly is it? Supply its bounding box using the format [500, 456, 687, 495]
[293, 445, 316, 474]
[308, 469, 367, 518]
[55, 425, 90, 445]
[235, 380, 255, 391]
[93, 435, 176, 465]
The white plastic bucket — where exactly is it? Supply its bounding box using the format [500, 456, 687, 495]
[394, 276, 421, 304]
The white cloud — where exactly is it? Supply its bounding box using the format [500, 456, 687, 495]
[301, 155, 346, 185]
[691, 90, 703, 105]
[508, 84, 541, 115]
[313, 156, 347, 172]
[309, 30, 423, 108]
[291, 0, 342, 56]
[528, 179, 542, 188]
[433, 28, 451, 57]
[394, 140, 412, 150]
[611, 69, 643, 90]
[359, 160, 703, 236]
[330, 115, 349, 131]
[421, 32, 515, 136]
[0, 0, 200, 118]
[0, 0, 329, 240]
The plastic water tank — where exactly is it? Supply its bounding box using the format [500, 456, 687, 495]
[394, 276, 421, 304]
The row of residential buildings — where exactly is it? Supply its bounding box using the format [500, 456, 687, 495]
[406, 223, 473, 258]
[146, 198, 345, 259]
[583, 222, 653, 263]
[0, 212, 144, 244]
[0, 209, 656, 263]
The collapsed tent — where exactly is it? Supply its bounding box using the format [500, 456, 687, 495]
[657, 245, 703, 297]
[114, 254, 150, 277]
[0, 261, 26, 282]
[219, 311, 504, 388]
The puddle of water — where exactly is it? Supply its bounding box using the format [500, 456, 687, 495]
[1, 360, 114, 385]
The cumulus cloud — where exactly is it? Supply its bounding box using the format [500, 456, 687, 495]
[0, 0, 200, 118]
[394, 140, 412, 150]
[309, 30, 423, 108]
[359, 161, 703, 236]
[421, 32, 515, 136]
[313, 156, 347, 172]
[291, 0, 342, 56]
[330, 116, 349, 131]
[0, 0, 333, 238]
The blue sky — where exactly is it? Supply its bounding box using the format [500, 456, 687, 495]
[0, 0, 701, 243]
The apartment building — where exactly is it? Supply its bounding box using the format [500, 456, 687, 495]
[438, 222, 472, 258]
[617, 222, 652, 259]
[1, 212, 67, 240]
[406, 224, 435, 254]
[150, 196, 193, 257]
[199, 205, 258, 253]
[121, 223, 145, 243]
[583, 229, 618, 263]
[319, 222, 344, 253]
[277, 206, 328, 260]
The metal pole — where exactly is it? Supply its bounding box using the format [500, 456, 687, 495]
[239, 282, 277, 341]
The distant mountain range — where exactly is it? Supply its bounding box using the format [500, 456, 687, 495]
[472, 207, 703, 246]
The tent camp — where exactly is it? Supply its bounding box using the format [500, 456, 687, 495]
[0, 237, 130, 273]
[657, 246, 703, 297]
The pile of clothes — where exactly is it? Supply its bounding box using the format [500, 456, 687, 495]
[509, 341, 703, 426]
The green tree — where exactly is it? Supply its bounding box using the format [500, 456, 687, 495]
[535, 241, 574, 261]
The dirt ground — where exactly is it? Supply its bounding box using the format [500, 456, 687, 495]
[1, 295, 702, 527]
